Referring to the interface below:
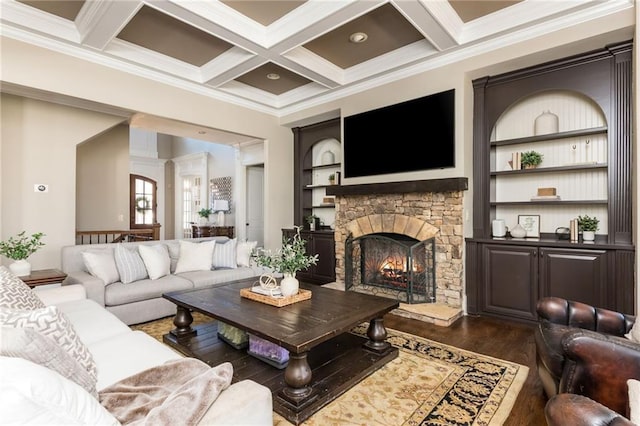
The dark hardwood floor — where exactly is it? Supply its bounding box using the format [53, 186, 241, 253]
[384, 312, 547, 426]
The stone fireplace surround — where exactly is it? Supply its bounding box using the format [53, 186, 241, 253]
[327, 178, 468, 326]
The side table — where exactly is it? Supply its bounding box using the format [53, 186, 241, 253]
[20, 269, 67, 288]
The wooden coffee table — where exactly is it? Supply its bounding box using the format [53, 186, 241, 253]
[163, 277, 399, 424]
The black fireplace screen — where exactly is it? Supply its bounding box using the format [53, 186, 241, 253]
[345, 233, 435, 304]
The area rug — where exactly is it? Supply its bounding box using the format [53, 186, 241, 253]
[132, 315, 528, 426]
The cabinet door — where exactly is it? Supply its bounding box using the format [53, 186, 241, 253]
[539, 247, 607, 308]
[481, 244, 538, 321]
[309, 232, 336, 284]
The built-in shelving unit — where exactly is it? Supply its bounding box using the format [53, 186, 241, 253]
[466, 40, 634, 322]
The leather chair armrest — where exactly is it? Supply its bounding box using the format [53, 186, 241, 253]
[545, 394, 634, 426]
[560, 329, 640, 416]
[536, 297, 634, 336]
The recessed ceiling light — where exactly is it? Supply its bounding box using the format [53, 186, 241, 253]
[349, 32, 368, 43]
[198, 131, 206, 135]
[267, 73, 280, 80]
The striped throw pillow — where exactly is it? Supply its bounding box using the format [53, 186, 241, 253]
[114, 244, 148, 284]
[212, 239, 237, 269]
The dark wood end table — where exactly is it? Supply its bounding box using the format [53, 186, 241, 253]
[20, 269, 67, 288]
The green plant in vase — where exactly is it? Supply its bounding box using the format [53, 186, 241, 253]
[521, 151, 543, 169]
[577, 215, 599, 241]
[197, 208, 213, 224]
[0, 231, 45, 276]
[305, 214, 320, 231]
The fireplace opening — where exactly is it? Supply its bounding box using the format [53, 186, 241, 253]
[345, 233, 436, 304]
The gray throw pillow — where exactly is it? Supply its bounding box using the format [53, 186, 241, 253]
[114, 244, 148, 284]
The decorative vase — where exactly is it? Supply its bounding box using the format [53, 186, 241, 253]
[321, 150, 335, 165]
[510, 224, 527, 238]
[280, 273, 299, 297]
[9, 259, 31, 277]
[534, 110, 559, 135]
[582, 231, 595, 241]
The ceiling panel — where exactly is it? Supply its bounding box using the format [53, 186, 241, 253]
[18, 0, 84, 21]
[221, 0, 306, 26]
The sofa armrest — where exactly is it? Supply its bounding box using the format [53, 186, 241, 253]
[545, 394, 634, 426]
[33, 284, 86, 306]
[62, 271, 106, 306]
[560, 329, 640, 416]
[536, 297, 634, 336]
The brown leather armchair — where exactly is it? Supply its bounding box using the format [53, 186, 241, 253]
[545, 394, 634, 426]
[534, 297, 638, 416]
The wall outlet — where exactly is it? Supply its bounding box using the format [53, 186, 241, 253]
[34, 184, 48, 193]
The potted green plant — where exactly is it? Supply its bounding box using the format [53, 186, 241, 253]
[198, 208, 213, 224]
[253, 226, 318, 296]
[305, 214, 320, 231]
[577, 215, 599, 241]
[521, 151, 543, 169]
[328, 173, 336, 185]
[0, 231, 45, 277]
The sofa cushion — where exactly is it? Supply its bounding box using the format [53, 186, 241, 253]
[82, 248, 120, 285]
[237, 240, 258, 267]
[629, 379, 640, 424]
[180, 267, 258, 289]
[0, 356, 119, 425]
[139, 244, 171, 279]
[104, 275, 193, 307]
[175, 240, 216, 274]
[89, 330, 182, 390]
[0, 306, 98, 384]
[212, 238, 237, 269]
[0, 266, 46, 310]
[0, 327, 97, 397]
[625, 320, 640, 343]
[55, 298, 132, 346]
[114, 244, 148, 284]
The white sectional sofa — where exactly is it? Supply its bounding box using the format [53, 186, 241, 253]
[0, 267, 273, 424]
[61, 237, 270, 325]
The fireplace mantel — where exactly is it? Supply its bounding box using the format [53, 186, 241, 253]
[326, 177, 468, 196]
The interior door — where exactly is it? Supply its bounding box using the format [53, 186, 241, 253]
[246, 165, 264, 246]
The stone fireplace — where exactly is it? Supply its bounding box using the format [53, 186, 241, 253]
[328, 178, 468, 325]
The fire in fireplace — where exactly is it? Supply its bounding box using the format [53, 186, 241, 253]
[345, 233, 435, 304]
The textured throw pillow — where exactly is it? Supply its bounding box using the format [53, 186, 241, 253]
[629, 379, 640, 424]
[0, 326, 97, 398]
[138, 244, 171, 280]
[0, 266, 46, 310]
[0, 357, 119, 425]
[625, 320, 640, 343]
[174, 240, 216, 274]
[0, 306, 98, 384]
[82, 248, 120, 285]
[212, 239, 237, 269]
[114, 244, 148, 284]
[237, 241, 258, 267]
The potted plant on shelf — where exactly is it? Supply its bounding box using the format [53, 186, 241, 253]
[521, 151, 543, 169]
[0, 231, 45, 277]
[328, 173, 336, 185]
[197, 208, 213, 225]
[577, 215, 599, 241]
[253, 226, 319, 296]
[305, 214, 320, 231]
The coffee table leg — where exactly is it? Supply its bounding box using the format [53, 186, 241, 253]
[364, 317, 391, 354]
[279, 352, 316, 407]
[170, 306, 197, 339]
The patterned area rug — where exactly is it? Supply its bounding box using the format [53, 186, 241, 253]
[132, 315, 528, 426]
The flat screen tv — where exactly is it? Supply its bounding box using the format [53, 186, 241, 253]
[343, 89, 455, 178]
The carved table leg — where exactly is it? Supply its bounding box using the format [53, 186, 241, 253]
[169, 306, 197, 339]
[278, 352, 317, 408]
[364, 317, 391, 354]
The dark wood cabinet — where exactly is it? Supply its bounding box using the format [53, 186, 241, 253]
[283, 229, 336, 285]
[466, 41, 635, 322]
[192, 225, 234, 238]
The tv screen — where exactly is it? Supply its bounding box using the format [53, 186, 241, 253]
[343, 89, 455, 178]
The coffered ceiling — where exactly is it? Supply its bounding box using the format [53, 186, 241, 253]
[1, 0, 634, 117]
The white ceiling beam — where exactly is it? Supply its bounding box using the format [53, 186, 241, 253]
[77, 0, 142, 50]
[392, 0, 459, 50]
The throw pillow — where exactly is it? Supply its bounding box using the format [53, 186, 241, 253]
[114, 244, 148, 284]
[0, 266, 46, 310]
[212, 239, 237, 269]
[174, 240, 216, 274]
[629, 379, 640, 424]
[0, 356, 119, 425]
[625, 320, 640, 343]
[0, 306, 98, 384]
[138, 244, 171, 280]
[237, 240, 258, 267]
[81, 248, 120, 285]
[0, 326, 97, 398]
